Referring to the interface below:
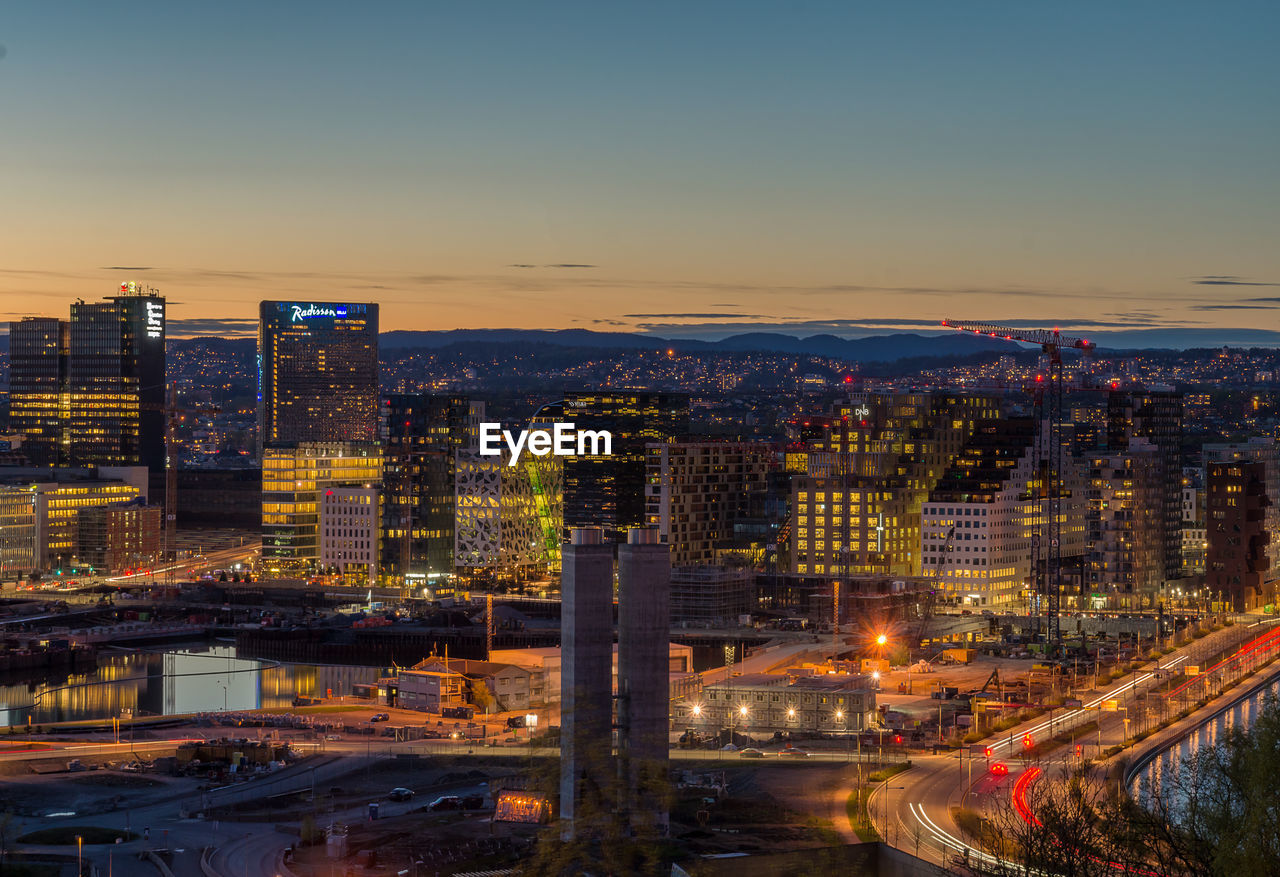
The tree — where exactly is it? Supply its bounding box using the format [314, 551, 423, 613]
[471, 680, 496, 715]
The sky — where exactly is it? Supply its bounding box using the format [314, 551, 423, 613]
[1, 2, 1278, 344]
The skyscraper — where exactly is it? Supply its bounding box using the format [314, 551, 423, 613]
[258, 301, 379, 450]
[616, 528, 671, 832]
[261, 442, 383, 579]
[382, 394, 483, 576]
[8, 285, 166, 483]
[558, 391, 689, 539]
[559, 528, 615, 836]
[1107, 390, 1184, 587]
[67, 288, 167, 481]
[8, 318, 68, 467]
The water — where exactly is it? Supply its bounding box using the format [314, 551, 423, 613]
[0, 643, 383, 726]
[1129, 670, 1280, 806]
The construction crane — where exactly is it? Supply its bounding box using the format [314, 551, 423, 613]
[917, 525, 955, 648]
[941, 320, 1097, 656]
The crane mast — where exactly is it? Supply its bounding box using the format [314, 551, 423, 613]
[941, 320, 1096, 657]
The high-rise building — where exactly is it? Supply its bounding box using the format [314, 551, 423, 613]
[1203, 438, 1280, 584]
[77, 500, 163, 575]
[1181, 466, 1207, 577]
[319, 487, 381, 585]
[261, 442, 382, 579]
[1087, 439, 1165, 607]
[921, 418, 1087, 608]
[0, 467, 149, 569]
[67, 287, 167, 481]
[616, 528, 670, 832]
[557, 391, 689, 539]
[644, 441, 775, 565]
[791, 392, 1001, 577]
[9, 285, 166, 484]
[0, 487, 37, 578]
[7, 318, 68, 467]
[382, 394, 483, 577]
[1107, 391, 1184, 586]
[257, 302, 379, 450]
[1205, 460, 1274, 612]
[559, 528, 615, 836]
[453, 449, 562, 575]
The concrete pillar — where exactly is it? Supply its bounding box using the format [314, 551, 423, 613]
[559, 527, 614, 836]
[617, 526, 670, 832]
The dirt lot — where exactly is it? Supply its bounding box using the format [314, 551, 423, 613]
[0, 770, 193, 818]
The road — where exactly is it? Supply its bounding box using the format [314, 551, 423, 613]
[870, 617, 1280, 870]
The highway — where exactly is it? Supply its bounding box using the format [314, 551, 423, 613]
[870, 617, 1280, 869]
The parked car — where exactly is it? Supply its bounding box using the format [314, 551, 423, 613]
[325, 734, 342, 741]
[388, 788, 415, 802]
[370, 713, 390, 722]
[461, 795, 485, 809]
[428, 796, 461, 811]
[778, 747, 810, 758]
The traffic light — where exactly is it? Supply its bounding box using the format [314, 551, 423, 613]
[984, 746, 993, 758]
[1022, 734, 1034, 750]
[893, 734, 903, 745]
[1075, 744, 1084, 758]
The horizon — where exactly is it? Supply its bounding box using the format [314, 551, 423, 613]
[2, 3, 1278, 342]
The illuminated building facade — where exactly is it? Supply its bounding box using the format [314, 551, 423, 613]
[258, 301, 379, 450]
[319, 487, 380, 585]
[66, 287, 167, 481]
[1206, 459, 1274, 612]
[77, 501, 163, 574]
[382, 394, 484, 577]
[791, 392, 1000, 577]
[1203, 438, 1280, 584]
[454, 449, 563, 575]
[0, 487, 37, 577]
[1087, 439, 1165, 607]
[1181, 467, 1207, 577]
[557, 391, 689, 539]
[1107, 390, 1184, 585]
[686, 673, 876, 735]
[8, 286, 165, 483]
[920, 418, 1087, 607]
[0, 469, 146, 570]
[644, 441, 775, 565]
[7, 318, 69, 467]
[261, 443, 382, 578]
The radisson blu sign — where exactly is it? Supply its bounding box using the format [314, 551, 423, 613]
[290, 304, 348, 322]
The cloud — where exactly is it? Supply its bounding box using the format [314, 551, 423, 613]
[168, 318, 258, 337]
[101, 266, 153, 271]
[1191, 276, 1280, 287]
[545, 263, 596, 269]
[508, 264, 537, 268]
[1191, 304, 1280, 311]
[623, 312, 772, 319]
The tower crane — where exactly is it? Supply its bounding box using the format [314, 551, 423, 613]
[917, 525, 955, 648]
[940, 320, 1097, 655]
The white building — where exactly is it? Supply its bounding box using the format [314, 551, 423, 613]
[319, 487, 380, 585]
[920, 419, 1086, 608]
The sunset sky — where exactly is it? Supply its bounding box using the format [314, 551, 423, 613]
[2, 2, 1278, 343]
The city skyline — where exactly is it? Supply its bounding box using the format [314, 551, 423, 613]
[1, 3, 1278, 343]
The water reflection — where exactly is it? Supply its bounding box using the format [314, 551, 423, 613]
[0, 644, 383, 725]
[1131, 676, 1280, 808]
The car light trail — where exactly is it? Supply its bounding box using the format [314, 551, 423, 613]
[988, 655, 1187, 756]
